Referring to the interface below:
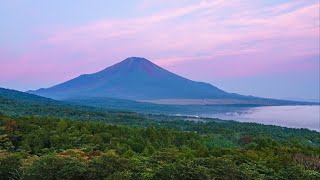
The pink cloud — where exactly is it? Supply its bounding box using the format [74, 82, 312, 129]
[0, 0, 319, 90]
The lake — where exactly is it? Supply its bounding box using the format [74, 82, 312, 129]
[203, 105, 320, 131]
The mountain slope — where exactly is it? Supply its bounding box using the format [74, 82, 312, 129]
[27, 57, 318, 106]
[0, 87, 254, 118]
[0, 87, 136, 120]
[28, 57, 242, 100]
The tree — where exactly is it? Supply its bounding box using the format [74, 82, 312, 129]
[23, 154, 87, 180]
[0, 151, 21, 180]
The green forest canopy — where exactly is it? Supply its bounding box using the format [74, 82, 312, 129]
[0, 88, 319, 179]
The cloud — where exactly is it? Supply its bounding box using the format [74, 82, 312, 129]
[0, 0, 319, 90]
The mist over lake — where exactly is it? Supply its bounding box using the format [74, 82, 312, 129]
[206, 105, 320, 131]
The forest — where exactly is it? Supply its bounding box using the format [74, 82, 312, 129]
[1, 112, 320, 179]
[0, 88, 320, 179]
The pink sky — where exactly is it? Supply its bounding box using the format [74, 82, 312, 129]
[0, 0, 319, 101]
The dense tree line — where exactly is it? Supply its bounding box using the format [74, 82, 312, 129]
[1, 113, 319, 179]
[1, 88, 320, 179]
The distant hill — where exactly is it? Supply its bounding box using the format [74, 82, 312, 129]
[0, 87, 271, 118]
[0, 87, 138, 121]
[65, 97, 261, 115]
[28, 57, 317, 106]
[0, 87, 263, 125]
[0, 87, 253, 117]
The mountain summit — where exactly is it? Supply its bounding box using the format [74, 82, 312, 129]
[28, 57, 235, 100]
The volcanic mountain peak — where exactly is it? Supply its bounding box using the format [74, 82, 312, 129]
[93, 57, 180, 80]
[26, 56, 318, 106]
[110, 57, 156, 68]
[27, 57, 233, 100]
[122, 56, 151, 63]
[107, 57, 162, 71]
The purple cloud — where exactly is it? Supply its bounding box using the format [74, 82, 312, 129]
[0, 0, 319, 94]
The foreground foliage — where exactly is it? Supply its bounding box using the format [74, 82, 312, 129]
[0, 113, 319, 180]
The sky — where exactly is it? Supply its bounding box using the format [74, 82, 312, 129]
[0, 0, 319, 101]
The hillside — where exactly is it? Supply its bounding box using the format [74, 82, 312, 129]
[1, 88, 319, 179]
[0, 88, 252, 117]
[0, 87, 142, 122]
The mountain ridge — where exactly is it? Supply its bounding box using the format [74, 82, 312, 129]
[27, 57, 317, 106]
[27, 57, 237, 100]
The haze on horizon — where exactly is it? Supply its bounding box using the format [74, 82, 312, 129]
[0, 0, 319, 102]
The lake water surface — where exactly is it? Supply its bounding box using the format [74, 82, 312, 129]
[205, 106, 320, 131]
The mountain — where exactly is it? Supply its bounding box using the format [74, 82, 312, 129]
[27, 57, 240, 100]
[27, 57, 317, 106]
